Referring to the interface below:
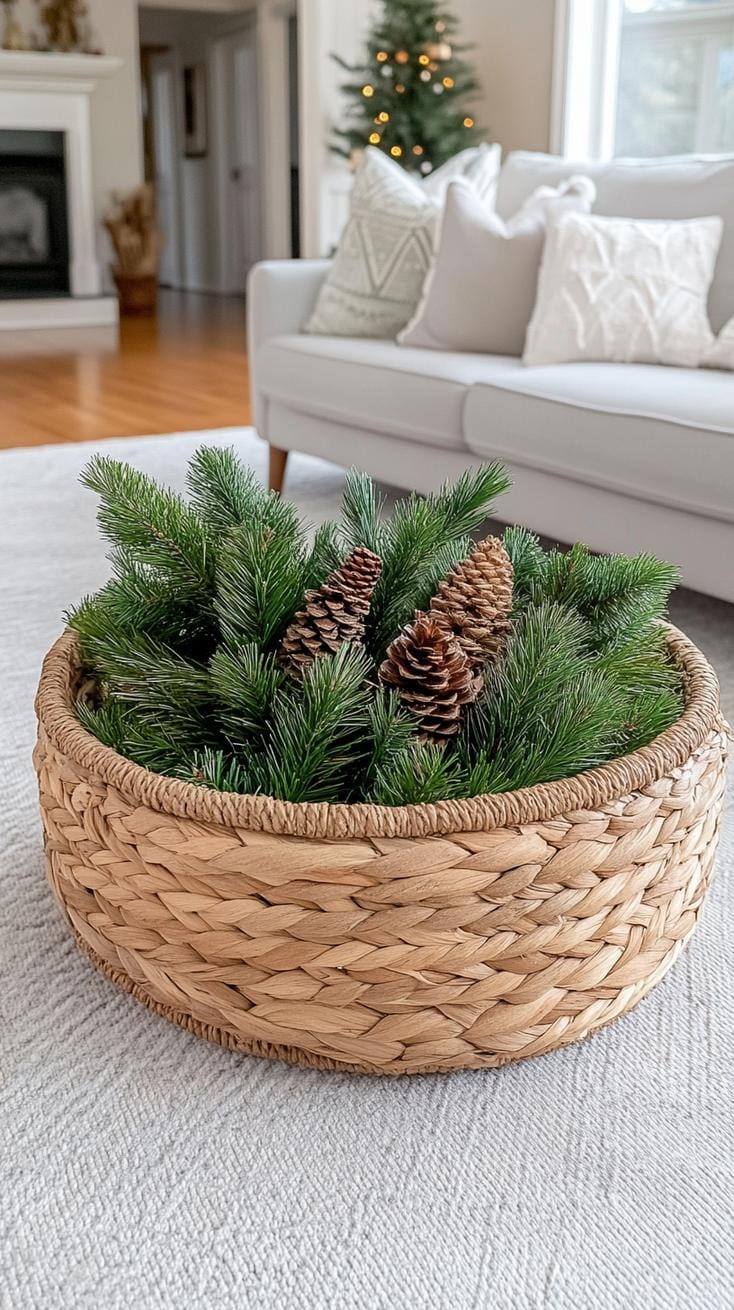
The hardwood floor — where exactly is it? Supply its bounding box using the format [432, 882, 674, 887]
[0, 290, 252, 449]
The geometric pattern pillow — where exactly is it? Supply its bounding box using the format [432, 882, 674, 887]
[306, 148, 442, 339]
[524, 211, 724, 368]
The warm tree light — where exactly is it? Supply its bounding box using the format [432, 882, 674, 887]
[362, 84, 375, 97]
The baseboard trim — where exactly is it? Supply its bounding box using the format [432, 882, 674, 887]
[0, 296, 119, 331]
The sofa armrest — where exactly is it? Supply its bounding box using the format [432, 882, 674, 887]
[248, 259, 330, 355]
[247, 259, 331, 445]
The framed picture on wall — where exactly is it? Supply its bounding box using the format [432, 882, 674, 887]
[183, 63, 207, 158]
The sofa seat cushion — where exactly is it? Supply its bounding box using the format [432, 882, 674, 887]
[256, 335, 518, 451]
[463, 361, 734, 522]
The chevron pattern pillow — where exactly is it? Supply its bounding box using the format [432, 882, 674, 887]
[306, 146, 499, 340]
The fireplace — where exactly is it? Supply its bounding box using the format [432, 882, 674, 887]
[0, 129, 69, 299]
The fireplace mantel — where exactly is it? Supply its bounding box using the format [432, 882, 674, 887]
[0, 50, 122, 92]
[0, 51, 123, 330]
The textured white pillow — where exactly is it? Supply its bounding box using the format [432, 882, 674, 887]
[703, 316, 734, 370]
[305, 145, 501, 340]
[399, 176, 596, 356]
[524, 212, 723, 368]
[422, 142, 501, 208]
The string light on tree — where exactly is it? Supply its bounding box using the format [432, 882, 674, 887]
[334, 0, 483, 174]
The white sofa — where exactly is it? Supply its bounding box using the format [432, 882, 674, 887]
[249, 151, 734, 603]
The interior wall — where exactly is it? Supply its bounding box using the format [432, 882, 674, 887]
[455, 0, 557, 155]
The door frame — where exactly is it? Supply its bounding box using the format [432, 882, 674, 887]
[149, 47, 186, 288]
[210, 23, 261, 293]
[209, 0, 295, 290]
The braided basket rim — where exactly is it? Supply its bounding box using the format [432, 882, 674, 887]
[35, 626, 720, 840]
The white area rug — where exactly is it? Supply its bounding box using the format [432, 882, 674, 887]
[2, 427, 733, 1310]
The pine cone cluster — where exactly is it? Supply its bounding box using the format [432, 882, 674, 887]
[431, 535, 513, 671]
[281, 546, 382, 675]
[379, 613, 476, 743]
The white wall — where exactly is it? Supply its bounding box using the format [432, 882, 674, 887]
[456, 0, 557, 155]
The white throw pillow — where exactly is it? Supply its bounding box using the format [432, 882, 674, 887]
[423, 142, 501, 208]
[305, 145, 501, 340]
[399, 175, 596, 356]
[524, 212, 723, 368]
[703, 316, 734, 370]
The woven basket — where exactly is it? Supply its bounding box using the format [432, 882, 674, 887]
[34, 626, 729, 1075]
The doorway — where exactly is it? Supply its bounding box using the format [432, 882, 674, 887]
[139, 4, 298, 297]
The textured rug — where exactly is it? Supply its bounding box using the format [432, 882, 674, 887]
[2, 427, 733, 1310]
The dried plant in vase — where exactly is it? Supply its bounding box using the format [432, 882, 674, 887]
[1, 0, 26, 51]
[103, 185, 161, 315]
[35, 0, 88, 52]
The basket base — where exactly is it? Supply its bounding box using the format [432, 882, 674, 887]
[68, 924, 686, 1078]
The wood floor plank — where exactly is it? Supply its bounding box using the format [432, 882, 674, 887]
[0, 289, 252, 449]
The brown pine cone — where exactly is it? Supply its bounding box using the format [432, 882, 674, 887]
[281, 545, 382, 675]
[430, 535, 514, 670]
[379, 612, 478, 743]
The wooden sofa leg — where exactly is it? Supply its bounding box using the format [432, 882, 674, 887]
[268, 446, 289, 494]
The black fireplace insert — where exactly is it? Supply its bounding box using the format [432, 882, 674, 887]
[0, 129, 70, 299]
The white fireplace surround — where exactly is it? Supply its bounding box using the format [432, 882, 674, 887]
[0, 50, 121, 330]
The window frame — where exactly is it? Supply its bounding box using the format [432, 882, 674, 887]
[551, 0, 734, 159]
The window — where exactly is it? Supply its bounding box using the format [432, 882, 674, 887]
[553, 0, 734, 158]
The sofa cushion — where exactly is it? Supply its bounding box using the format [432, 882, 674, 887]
[255, 335, 518, 451]
[496, 152, 734, 332]
[463, 360, 734, 522]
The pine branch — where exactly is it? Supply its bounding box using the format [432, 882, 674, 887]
[185, 747, 263, 796]
[620, 689, 682, 754]
[427, 464, 511, 540]
[186, 445, 263, 535]
[371, 740, 463, 807]
[261, 644, 373, 803]
[526, 544, 679, 649]
[340, 470, 386, 555]
[215, 523, 307, 650]
[303, 523, 345, 590]
[67, 550, 217, 663]
[82, 455, 212, 596]
[361, 688, 417, 800]
[210, 643, 285, 745]
[503, 525, 545, 612]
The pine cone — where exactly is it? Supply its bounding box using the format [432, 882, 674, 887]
[281, 545, 382, 675]
[430, 535, 514, 670]
[379, 612, 477, 743]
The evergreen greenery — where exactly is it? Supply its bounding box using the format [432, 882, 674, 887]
[333, 0, 482, 173]
[68, 446, 683, 807]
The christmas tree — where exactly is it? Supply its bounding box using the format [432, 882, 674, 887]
[334, 0, 483, 175]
